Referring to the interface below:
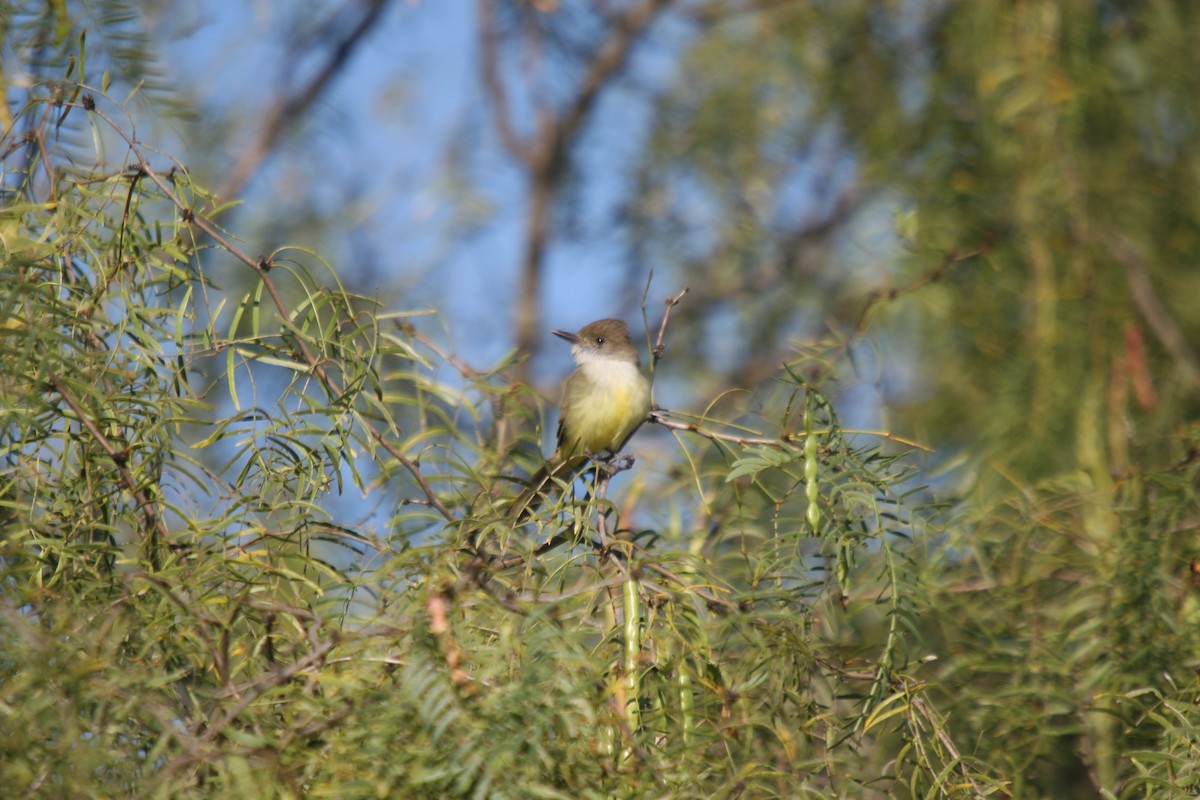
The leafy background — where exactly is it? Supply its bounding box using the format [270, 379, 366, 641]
[1, 1, 1199, 798]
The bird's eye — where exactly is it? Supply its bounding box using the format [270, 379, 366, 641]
[596, 336, 605, 345]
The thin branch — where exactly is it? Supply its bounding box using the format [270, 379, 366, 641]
[652, 287, 689, 362]
[48, 375, 173, 567]
[648, 410, 932, 452]
[643, 561, 738, 611]
[483, 0, 676, 374]
[594, 469, 614, 548]
[853, 239, 992, 339]
[556, 0, 673, 158]
[910, 692, 986, 797]
[640, 279, 688, 390]
[223, 0, 390, 199]
[477, 0, 534, 166]
[401, 322, 490, 383]
[752, 237, 994, 390]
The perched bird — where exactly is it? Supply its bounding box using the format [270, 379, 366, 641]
[510, 318, 651, 519]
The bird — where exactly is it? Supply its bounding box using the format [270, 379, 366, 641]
[509, 318, 651, 520]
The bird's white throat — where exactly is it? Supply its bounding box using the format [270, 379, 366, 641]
[575, 350, 642, 388]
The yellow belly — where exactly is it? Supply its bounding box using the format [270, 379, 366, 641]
[560, 363, 650, 456]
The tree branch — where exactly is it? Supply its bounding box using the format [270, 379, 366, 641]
[222, 0, 390, 199]
[479, 0, 676, 377]
[648, 410, 932, 452]
[476, 0, 535, 167]
[560, 0, 672, 150]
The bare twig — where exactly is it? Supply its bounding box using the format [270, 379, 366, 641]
[648, 410, 932, 452]
[401, 322, 488, 382]
[853, 240, 992, 339]
[652, 287, 689, 362]
[639, 278, 688, 388]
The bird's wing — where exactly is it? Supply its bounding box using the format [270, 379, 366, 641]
[556, 414, 568, 452]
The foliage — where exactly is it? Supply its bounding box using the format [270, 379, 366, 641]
[0, 0, 187, 126]
[5, 0, 1200, 798]
[0, 56, 991, 800]
[924, 442, 1200, 798]
[630, 1, 1200, 797]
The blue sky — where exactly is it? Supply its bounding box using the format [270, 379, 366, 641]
[156, 1, 686, 381]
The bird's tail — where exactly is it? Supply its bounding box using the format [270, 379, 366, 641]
[507, 453, 590, 522]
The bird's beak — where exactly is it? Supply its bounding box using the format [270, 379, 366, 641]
[551, 329, 578, 344]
